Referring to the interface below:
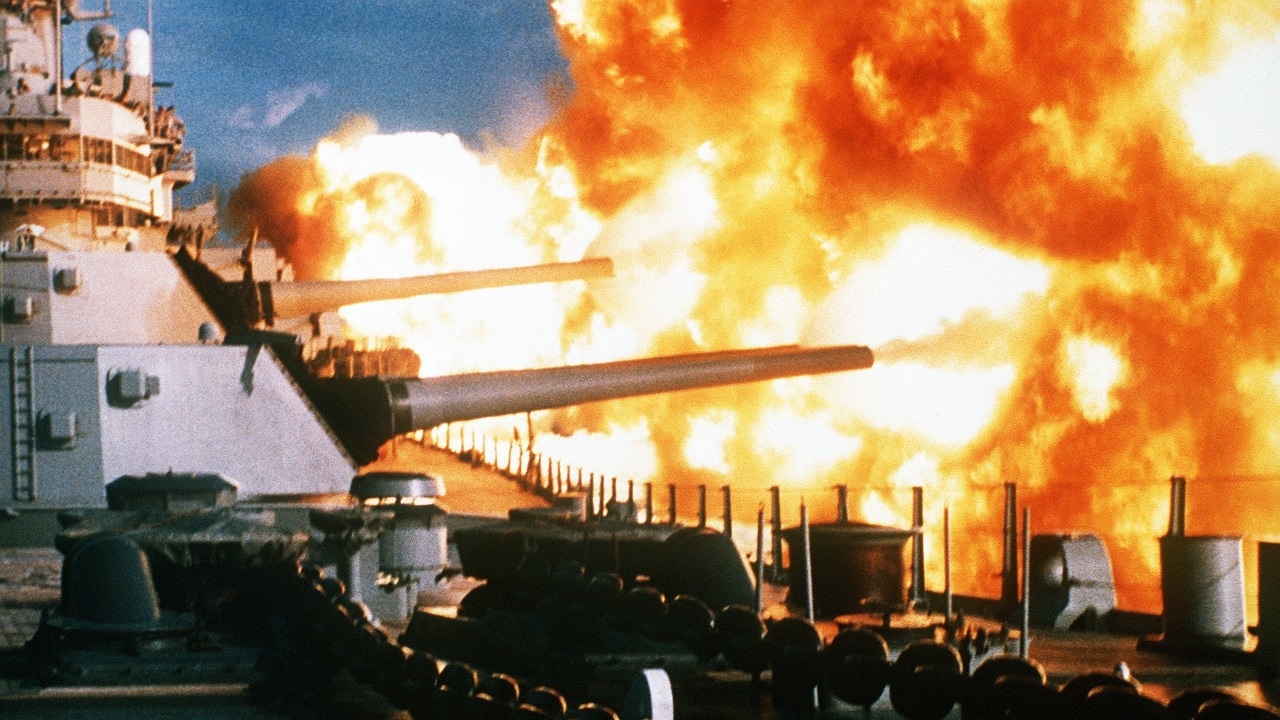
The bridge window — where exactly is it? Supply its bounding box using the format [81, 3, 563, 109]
[52, 135, 79, 162]
[84, 136, 112, 164]
[2, 134, 22, 160]
[92, 204, 144, 228]
[116, 144, 148, 175]
[0, 134, 148, 174]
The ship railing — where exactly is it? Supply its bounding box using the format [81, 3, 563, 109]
[169, 148, 195, 173]
[409, 423, 650, 523]
[408, 422, 818, 535]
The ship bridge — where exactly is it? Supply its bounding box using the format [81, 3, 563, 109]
[0, 95, 189, 233]
[0, 2, 192, 252]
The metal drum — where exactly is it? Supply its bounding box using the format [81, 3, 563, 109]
[1258, 542, 1280, 653]
[781, 522, 913, 617]
[1159, 535, 1247, 648]
[378, 505, 448, 577]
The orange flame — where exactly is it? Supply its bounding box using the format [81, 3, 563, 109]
[227, 2, 1280, 615]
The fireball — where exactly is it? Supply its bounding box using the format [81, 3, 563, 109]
[228, 1, 1280, 614]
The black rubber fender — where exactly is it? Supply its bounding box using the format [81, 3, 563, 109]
[513, 705, 553, 720]
[1081, 685, 1165, 720]
[436, 660, 479, 693]
[715, 605, 765, 642]
[962, 654, 1047, 720]
[584, 571, 625, 617]
[431, 687, 472, 720]
[616, 585, 666, 632]
[665, 594, 717, 658]
[1059, 671, 1140, 717]
[989, 674, 1064, 720]
[1165, 687, 1245, 720]
[765, 616, 822, 708]
[475, 672, 521, 706]
[520, 685, 568, 718]
[402, 649, 439, 691]
[716, 605, 768, 675]
[1194, 699, 1280, 720]
[566, 702, 620, 720]
[467, 692, 518, 720]
[666, 594, 714, 635]
[764, 616, 822, 664]
[889, 640, 965, 720]
[820, 627, 890, 709]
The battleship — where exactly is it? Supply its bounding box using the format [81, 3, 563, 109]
[0, 1, 1276, 720]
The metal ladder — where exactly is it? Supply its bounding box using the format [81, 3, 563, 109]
[10, 345, 34, 502]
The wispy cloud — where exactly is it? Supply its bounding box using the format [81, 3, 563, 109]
[226, 82, 328, 130]
[226, 105, 257, 131]
[264, 83, 328, 127]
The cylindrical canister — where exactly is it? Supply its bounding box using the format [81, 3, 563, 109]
[1159, 535, 1246, 648]
[379, 506, 448, 576]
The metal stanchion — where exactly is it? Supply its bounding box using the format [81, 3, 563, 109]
[769, 485, 784, 583]
[645, 481, 654, 524]
[944, 506, 953, 624]
[722, 485, 732, 536]
[1020, 506, 1031, 659]
[801, 501, 815, 622]
[755, 505, 765, 614]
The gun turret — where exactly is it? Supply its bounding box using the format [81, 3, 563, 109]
[308, 343, 874, 463]
[265, 258, 614, 320]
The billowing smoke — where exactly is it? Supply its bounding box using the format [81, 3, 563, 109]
[227, 116, 436, 281]
[543, 0, 1280, 608]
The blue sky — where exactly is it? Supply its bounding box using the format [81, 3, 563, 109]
[68, 1, 567, 205]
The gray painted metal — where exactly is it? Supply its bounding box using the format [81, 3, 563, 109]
[1159, 535, 1247, 648]
[268, 258, 613, 319]
[0, 344, 355, 508]
[0, 251, 219, 346]
[1028, 533, 1117, 630]
[349, 471, 445, 501]
[388, 344, 875, 433]
[9, 345, 34, 502]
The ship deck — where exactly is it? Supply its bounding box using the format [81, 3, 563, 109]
[0, 613, 1274, 719]
[0, 444, 1277, 717]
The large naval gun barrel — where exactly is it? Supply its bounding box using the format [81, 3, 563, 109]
[173, 246, 613, 331]
[265, 258, 614, 320]
[311, 343, 874, 463]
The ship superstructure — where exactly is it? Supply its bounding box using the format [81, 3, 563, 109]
[0, 2, 358, 514]
[0, 0, 188, 252]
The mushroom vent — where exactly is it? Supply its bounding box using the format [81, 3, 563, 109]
[59, 533, 161, 628]
[350, 471, 445, 506]
[1028, 533, 1117, 629]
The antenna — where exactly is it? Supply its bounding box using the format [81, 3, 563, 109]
[54, 0, 61, 114]
[146, 0, 152, 133]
